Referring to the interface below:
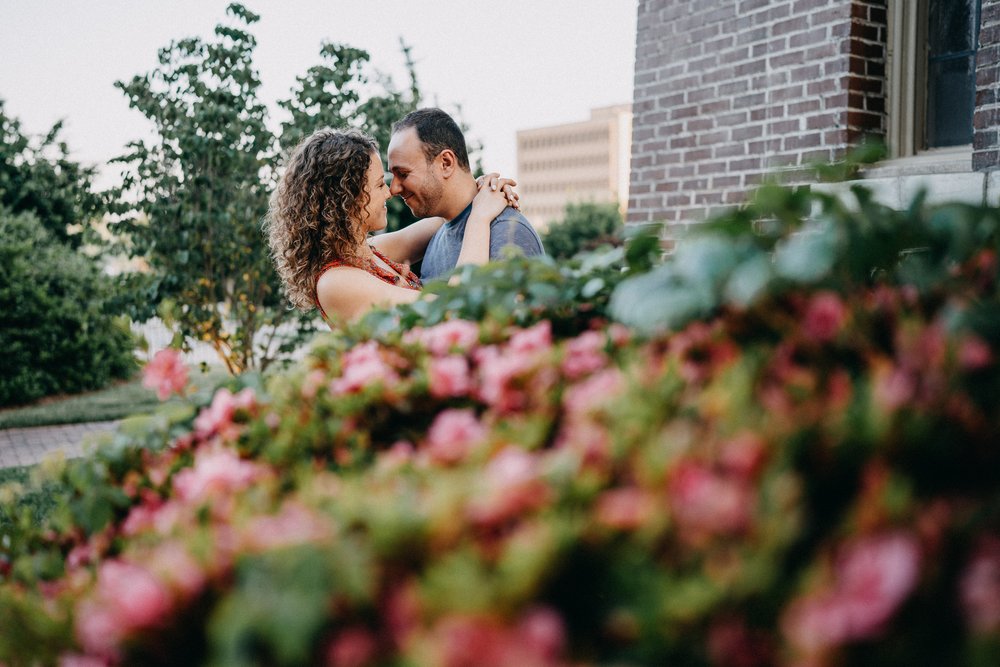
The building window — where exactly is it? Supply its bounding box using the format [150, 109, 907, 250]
[887, 0, 981, 156]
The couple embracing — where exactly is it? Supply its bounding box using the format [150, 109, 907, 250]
[266, 108, 544, 324]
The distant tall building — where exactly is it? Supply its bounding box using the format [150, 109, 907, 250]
[516, 104, 633, 231]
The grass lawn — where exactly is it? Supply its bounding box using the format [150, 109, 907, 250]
[0, 366, 231, 430]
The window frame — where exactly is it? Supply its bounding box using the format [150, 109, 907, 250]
[886, 0, 980, 161]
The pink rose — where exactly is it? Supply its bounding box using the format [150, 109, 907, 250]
[428, 355, 472, 398]
[436, 608, 565, 667]
[330, 341, 400, 394]
[508, 320, 553, 355]
[783, 532, 921, 653]
[420, 319, 480, 356]
[670, 462, 752, 538]
[468, 447, 550, 526]
[958, 335, 993, 371]
[718, 433, 767, 481]
[142, 349, 188, 400]
[172, 446, 268, 504]
[803, 292, 847, 343]
[193, 387, 256, 441]
[561, 331, 608, 379]
[595, 487, 652, 531]
[425, 409, 486, 465]
[76, 560, 173, 656]
[475, 345, 533, 412]
[145, 541, 207, 600]
[240, 502, 331, 552]
[960, 536, 1000, 633]
[562, 368, 625, 417]
[326, 626, 378, 667]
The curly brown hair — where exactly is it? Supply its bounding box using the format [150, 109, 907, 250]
[265, 128, 379, 310]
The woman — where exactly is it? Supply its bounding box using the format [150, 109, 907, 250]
[265, 128, 516, 324]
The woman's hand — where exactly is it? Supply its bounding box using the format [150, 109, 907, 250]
[476, 172, 520, 210]
[471, 174, 513, 223]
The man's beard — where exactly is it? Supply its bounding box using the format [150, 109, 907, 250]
[407, 176, 444, 218]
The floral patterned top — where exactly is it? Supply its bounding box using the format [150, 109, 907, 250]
[314, 245, 422, 322]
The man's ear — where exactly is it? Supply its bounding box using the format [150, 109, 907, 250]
[437, 149, 458, 178]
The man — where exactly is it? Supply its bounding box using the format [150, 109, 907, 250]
[387, 108, 544, 281]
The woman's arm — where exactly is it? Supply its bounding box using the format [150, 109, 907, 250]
[316, 266, 423, 323]
[371, 216, 447, 266]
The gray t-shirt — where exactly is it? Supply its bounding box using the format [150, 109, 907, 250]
[419, 203, 545, 281]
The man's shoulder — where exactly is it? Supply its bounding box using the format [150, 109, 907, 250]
[489, 207, 544, 256]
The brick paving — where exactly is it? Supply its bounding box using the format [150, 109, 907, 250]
[0, 420, 119, 469]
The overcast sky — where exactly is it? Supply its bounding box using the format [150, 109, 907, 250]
[0, 1, 638, 187]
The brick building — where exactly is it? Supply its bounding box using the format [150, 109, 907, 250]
[627, 0, 1000, 228]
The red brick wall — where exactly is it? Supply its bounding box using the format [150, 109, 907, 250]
[975, 0, 1000, 170]
[628, 0, 888, 225]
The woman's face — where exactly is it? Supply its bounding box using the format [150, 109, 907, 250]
[360, 151, 391, 234]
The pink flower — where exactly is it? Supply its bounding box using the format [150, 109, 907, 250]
[803, 292, 847, 343]
[420, 319, 480, 356]
[468, 447, 550, 526]
[425, 409, 486, 465]
[960, 535, 1000, 633]
[508, 320, 553, 355]
[783, 532, 921, 653]
[475, 345, 534, 412]
[958, 335, 993, 371]
[562, 368, 625, 417]
[595, 487, 652, 531]
[330, 341, 400, 394]
[670, 462, 752, 538]
[142, 349, 188, 400]
[435, 607, 565, 667]
[301, 368, 328, 400]
[172, 446, 268, 504]
[428, 355, 472, 398]
[145, 541, 207, 600]
[59, 655, 110, 667]
[193, 387, 257, 441]
[241, 502, 331, 551]
[718, 433, 767, 481]
[76, 560, 173, 656]
[561, 331, 608, 379]
[326, 626, 378, 667]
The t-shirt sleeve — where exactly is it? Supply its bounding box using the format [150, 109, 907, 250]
[488, 216, 544, 259]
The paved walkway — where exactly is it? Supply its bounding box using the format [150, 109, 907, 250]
[0, 420, 119, 469]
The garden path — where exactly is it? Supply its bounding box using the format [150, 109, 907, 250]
[0, 421, 119, 469]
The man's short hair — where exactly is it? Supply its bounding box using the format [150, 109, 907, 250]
[392, 108, 471, 171]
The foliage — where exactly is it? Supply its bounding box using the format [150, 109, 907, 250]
[0, 209, 137, 407]
[4, 181, 1000, 665]
[105, 3, 425, 374]
[0, 100, 100, 248]
[541, 201, 625, 260]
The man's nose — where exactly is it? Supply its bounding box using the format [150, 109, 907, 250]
[389, 178, 402, 196]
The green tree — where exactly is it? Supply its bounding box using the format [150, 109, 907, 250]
[541, 201, 625, 260]
[0, 100, 100, 248]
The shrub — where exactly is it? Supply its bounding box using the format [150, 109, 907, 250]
[2, 182, 1000, 666]
[541, 201, 625, 260]
[0, 208, 137, 407]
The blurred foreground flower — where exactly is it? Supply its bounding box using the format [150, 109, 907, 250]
[141, 348, 188, 400]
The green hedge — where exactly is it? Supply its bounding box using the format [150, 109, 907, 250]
[0, 208, 137, 407]
[2, 180, 1000, 666]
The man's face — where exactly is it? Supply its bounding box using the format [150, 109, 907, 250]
[387, 127, 444, 218]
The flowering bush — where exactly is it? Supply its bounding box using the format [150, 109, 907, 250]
[1, 182, 1000, 666]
